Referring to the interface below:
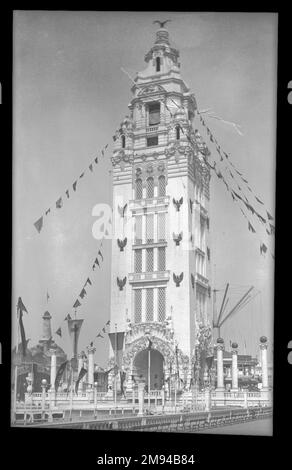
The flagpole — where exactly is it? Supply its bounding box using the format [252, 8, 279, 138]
[148, 348, 150, 410]
[114, 323, 117, 416]
[13, 302, 20, 424]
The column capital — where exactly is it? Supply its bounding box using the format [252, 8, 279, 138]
[87, 346, 96, 355]
[78, 350, 86, 359]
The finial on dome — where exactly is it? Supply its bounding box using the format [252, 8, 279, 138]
[153, 19, 171, 45]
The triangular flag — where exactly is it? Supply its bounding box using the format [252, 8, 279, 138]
[79, 172, 85, 179]
[96, 333, 104, 339]
[80, 288, 87, 299]
[260, 243, 267, 254]
[45, 208, 51, 216]
[255, 196, 264, 205]
[85, 277, 92, 286]
[106, 320, 110, 325]
[89, 164, 93, 172]
[94, 157, 98, 164]
[98, 250, 104, 261]
[56, 327, 62, 337]
[66, 190, 70, 199]
[34, 217, 43, 233]
[73, 299, 81, 308]
[270, 223, 275, 234]
[248, 221, 256, 233]
[73, 181, 77, 191]
[17, 297, 28, 314]
[65, 314, 71, 321]
[267, 211, 274, 221]
[56, 197, 63, 209]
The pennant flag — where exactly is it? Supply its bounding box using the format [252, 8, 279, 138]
[270, 223, 275, 235]
[267, 211, 274, 221]
[210, 134, 214, 142]
[56, 327, 62, 337]
[75, 366, 87, 394]
[79, 288, 87, 299]
[18, 309, 27, 357]
[45, 208, 51, 216]
[255, 196, 264, 205]
[55, 361, 68, 392]
[242, 177, 249, 184]
[232, 190, 244, 201]
[113, 135, 117, 142]
[248, 221, 256, 233]
[98, 250, 104, 261]
[73, 299, 81, 309]
[85, 277, 92, 287]
[260, 243, 268, 255]
[94, 157, 98, 164]
[79, 172, 85, 179]
[65, 314, 72, 321]
[89, 164, 93, 172]
[56, 197, 63, 209]
[34, 217, 43, 233]
[236, 169, 243, 177]
[17, 297, 28, 314]
[66, 190, 70, 199]
[73, 181, 77, 191]
[106, 320, 110, 326]
[102, 327, 106, 333]
[256, 212, 266, 224]
[96, 333, 104, 339]
[231, 192, 235, 201]
[108, 331, 125, 369]
[224, 152, 229, 159]
[101, 149, 104, 157]
[105, 144, 109, 150]
[266, 228, 271, 235]
[120, 370, 126, 398]
[92, 258, 100, 270]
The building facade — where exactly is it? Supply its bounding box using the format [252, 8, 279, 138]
[109, 25, 213, 393]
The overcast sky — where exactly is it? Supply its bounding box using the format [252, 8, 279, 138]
[13, 11, 277, 367]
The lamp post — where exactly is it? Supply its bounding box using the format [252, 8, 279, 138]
[94, 381, 98, 418]
[41, 379, 47, 421]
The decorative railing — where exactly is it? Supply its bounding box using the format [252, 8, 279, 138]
[129, 270, 170, 284]
[129, 195, 169, 210]
[146, 125, 159, 133]
[195, 273, 209, 288]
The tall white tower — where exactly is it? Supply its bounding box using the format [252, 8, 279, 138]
[109, 24, 212, 392]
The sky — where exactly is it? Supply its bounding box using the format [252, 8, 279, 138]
[13, 11, 277, 367]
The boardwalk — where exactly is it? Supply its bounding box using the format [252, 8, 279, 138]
[195, 417, 272, 436]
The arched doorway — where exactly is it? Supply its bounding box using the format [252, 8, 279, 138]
[133, 349, 164, 391]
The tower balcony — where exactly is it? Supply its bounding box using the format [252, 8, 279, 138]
[129, 270, 170, 285]
[146, 125, 159, 134]
[195, 273, 209, 289]
[129, 195, 170, 211]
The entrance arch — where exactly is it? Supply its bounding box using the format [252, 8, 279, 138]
[133, 349, 164, 391]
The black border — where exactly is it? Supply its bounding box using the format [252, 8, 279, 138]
[1, 6, 291, 466]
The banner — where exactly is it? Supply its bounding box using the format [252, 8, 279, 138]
[75, 366, 87, 394]
[108, 331, 125, 369]
[55, 360, 68, 392]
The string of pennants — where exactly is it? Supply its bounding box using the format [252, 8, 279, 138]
[33, 143, 109, 234]
[54, 240, 104, 339]
[196, 111, 275, 258]
[161, 96, 274, 258]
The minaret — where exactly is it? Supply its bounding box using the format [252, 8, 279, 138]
[39, 311, 52, 353]
[109, 23, 212, 391]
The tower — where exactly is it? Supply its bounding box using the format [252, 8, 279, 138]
[39, 310, 52, 353]
[109, 24, 212, 392]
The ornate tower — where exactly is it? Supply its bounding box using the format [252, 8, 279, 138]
[109, 24, 212, 392]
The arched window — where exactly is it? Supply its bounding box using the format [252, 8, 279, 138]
[156, 57, 161, 72]
[158, 175, 166, 196]
[146, 177, 154, 198]
[121, 134, 126, 148]
[135, 179, 143, 200]
[176, 125, 180, 140]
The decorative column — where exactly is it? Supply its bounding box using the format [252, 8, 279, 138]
[259, 336, 269, 391]
[41, 379, 47, 420]
[87, 345, 96, 389]
[231, 342, 239, 392]
[215, 338, 225, 395]
[138, 382, 145, 416]
[204, 387, 211, 411]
